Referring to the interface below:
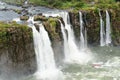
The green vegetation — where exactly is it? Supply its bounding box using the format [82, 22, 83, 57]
[43, 17, 61, 42]
[0, 21, 30, 45]
[1, 0, 120, 10]
[0, 0, 24, 5]
[29, 0, 120, 10]
[0, 21, 28, 29]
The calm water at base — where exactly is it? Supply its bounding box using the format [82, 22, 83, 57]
[23, 46, 120, 80]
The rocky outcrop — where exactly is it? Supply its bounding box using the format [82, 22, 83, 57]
[0, 22, 36, 76]
[20, 15, 29, 21]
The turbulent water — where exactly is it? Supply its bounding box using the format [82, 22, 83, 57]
[62, 46, 120, 80]
[23, 46, 120, 80]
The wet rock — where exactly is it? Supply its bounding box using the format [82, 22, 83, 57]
[20, 15, 29, 21]
[21, 9, 29, 15]
[34, 23, 40, 32]
[22, 4, 30, 8]
[37, 13, 42, 15]
[43, 17, 63, 43]
[0, 22, 36, 76]
[13, 9, 22, 14]
[34, 15, 48, 21]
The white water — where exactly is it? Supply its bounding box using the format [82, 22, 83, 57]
[13, 17, 21, 22]
[106, 10, 112, 45]
[99, 11, 106, 46]
[24, 0, 28, 5]
[60, 12, 92, 64]
[60, 12, 81, 63]
[59, 20, 70, 61]
[27, 17, 64, 80]
[79, 12, 87, 49]
[43, 12, 92, 64]
[99, 10, 112, 46]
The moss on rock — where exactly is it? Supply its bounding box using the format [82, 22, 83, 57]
[43, 17, 62, 43]
[0, 21, 32, 47]
[34, 15, 48, 21]
[20, 15, 29, 21]
[0, 21, 35, 75]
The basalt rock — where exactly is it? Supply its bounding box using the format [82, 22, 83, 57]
[111, 9, 120, 46]
[20, 15, 29, 21]
[34, 15, 48, 21]
[69, 10, 100, 45]
[43, 17, 63, 43]
[0, 22, 36, 76]
[68, 8, 120, 46]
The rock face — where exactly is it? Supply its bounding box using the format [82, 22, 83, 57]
[111, 9, 120, 46]
[0, 22, 36, 78]
[69, 9, 120, 46]
[20, 15, 29, 21]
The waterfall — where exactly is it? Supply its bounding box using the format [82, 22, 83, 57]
[28, 17, 64, 80]
[24, 0, 28, 5]
[43, 12, 91, 64]
[59, 20, 70, 61]
[99, 10, 111, 46]
[60, 12, 91, 64]
[79, 11, 87, 49]
[33, 24, 56, 72]
[106, 10, 112, 45]
[60, 12, 80, 63]
[99, 11, 106, 46]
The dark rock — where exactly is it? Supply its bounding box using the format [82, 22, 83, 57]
[0, 25, 36, 76]
[20, 15, 29, 21]
[34, 23, 40, 32]
[38, 13, 42, 15]
[34, 15, 48, 21]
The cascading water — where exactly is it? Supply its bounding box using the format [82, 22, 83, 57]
[99, 11, 106, 46]
[99, 10, 112, 46]
[28, 17, 64, 80]
[106, 10, 112, 45]
[43, 11, 92, 64]
[79, 11, 87, 49]
[60, 12, 81, 63]
[60, 12, 91, 64]
[24, 0, 28, 5]
[59, 20, 70, 62]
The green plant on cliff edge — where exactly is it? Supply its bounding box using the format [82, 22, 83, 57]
[0, 21, 31, 44]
